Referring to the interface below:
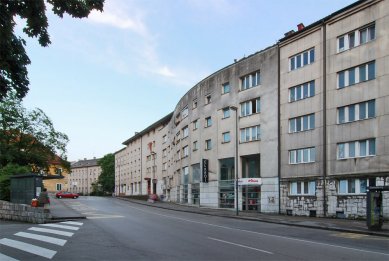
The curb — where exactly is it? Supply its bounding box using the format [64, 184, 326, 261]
[117, 197, 389, 238]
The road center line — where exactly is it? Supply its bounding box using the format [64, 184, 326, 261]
[208, 237, 273, 254]
[127, 204, 389, 257]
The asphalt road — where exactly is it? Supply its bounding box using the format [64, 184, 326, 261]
[1, 196, 388, 260]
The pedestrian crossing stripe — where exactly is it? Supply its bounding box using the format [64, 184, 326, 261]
[0, 252, 19, 261]
[28, 227, 74, 237]
[0, 238, 57, 259]
[15, 232, 67, 246]
[39, 223, 80, 231]
[60, 221, 83, 226]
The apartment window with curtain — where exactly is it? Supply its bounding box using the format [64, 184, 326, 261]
[289, 48, 315, 71]
[338, 100, 375, 124]
[240, 97, 260, 117]
[289, 113, 315, 133]
[182, 125, 189, 139]
[337, 23, 375, 52]
[290, 181, 315, 196]
[241, 71, 260, 91]
[338, 61, 375, 88]
[289, 147, 316, 164]
[289, 81, 315, 102]
[337, 138, 376, 159]
[240, 125, 260, 143]
[338, 179, 369, 194]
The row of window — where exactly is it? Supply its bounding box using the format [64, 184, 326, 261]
[338, 23, 375, 52]
[288, 138, 376, 164]
[338, 61, 375, 88]
[289, 178, 369, 196]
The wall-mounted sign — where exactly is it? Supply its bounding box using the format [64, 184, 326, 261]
[202, 159, 209, 183]
[238, 178, 262, 186]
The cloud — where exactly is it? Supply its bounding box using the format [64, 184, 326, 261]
[156, 66, 176, 78]
[88, 0, 150, 38]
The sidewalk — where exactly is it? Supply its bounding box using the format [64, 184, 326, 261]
[117, 197, 389, 238]
[48, 194, 86, 221]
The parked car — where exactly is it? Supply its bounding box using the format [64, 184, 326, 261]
[56, 191, 79, 199]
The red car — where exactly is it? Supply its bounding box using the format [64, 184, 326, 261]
[56, 191, 79, 199]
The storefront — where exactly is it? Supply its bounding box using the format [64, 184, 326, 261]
[239, 178, 262, 212]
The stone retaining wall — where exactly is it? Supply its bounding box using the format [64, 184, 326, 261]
[0, 200, 51, 223]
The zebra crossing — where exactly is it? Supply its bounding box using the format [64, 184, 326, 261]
[0, 221, 83, 260]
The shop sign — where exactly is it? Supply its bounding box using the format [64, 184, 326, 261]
[238, 178, 262, 186]
[202, 159, 209, 183]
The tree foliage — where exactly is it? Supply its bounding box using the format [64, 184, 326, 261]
[0, 92, 69, 170]
[0, 163, 30, 201]
[0, 0, 104, 100]
[96, 153, 115, 194]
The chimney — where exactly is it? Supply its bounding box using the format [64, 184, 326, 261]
[297, 23, 305, 31]
[284, 30, 295, 37]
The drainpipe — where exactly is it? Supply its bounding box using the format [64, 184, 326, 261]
[322, 21, 328, 217]
[277, 44, 281, 214]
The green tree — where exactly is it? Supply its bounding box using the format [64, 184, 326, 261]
[0, 164, 30, 201]
[0, 0, 104, 100]
[0, 92, 69, 170]
[96, 153, 114, 195]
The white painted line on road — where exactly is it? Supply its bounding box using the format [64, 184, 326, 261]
[15, 232, 67, 246]
[208, 237, 273, 254]
[0, 252, 19, 261]
[87, 215, 124, 219]
[127, 205, 389, 257]
[39, 224, 80, 231]
[28, 227, 74, 237]
[0, 238, 56, 259]
[60, 221, 83, 226]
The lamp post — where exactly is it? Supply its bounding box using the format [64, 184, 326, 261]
[230, 106, 239, 216]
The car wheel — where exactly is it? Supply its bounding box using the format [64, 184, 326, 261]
[59, 196, 62, 199]
[73, 196, 77, 199]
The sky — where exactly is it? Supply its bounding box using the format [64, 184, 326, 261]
[19, 0, 356, 162]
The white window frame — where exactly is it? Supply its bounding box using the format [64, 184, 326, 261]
[289, 80, 315, 102]
[290, 181, 315, 196]
[289, 48, 315, 71]
[289, 114, 315, 133]
[337, 100, 375, 124]
[222, 82, 230, 94]
[240, 97, 260, 117]
[240, 125, 260, 143]
[193, 119, 199, 130]
[337, 23, 375, 53]
[241, 71, 261, 91]
[222, 132, 231, 143]
[182, 126, 189, 139]
[222, 108, 230, 119]
[182, 146, 189, 158]
[181, 106, 189, 119]
[193, 141, 198, 151]
[289, 147, 316, 164]
[337, 61, 375, 89]
[338, 179, 369, 195]
[205, 117, 212, 127]
[205, 139, 212, 150]
[337, 138, 376, 159]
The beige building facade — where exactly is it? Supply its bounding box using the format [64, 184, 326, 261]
[69, 158, 102, 195]
[116, 0, 389, 218]
[279, 0, 389, 218]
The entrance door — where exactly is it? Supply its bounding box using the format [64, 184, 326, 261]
[242, 186, 261, 212]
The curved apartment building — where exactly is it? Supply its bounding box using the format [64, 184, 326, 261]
[116, 0, 389, 217]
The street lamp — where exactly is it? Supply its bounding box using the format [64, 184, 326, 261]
[230, 106, 239, 216]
